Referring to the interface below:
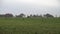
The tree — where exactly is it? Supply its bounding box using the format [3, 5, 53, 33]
[44, 13, 54, 18]
[5, 13, 13, 17]
[0, 14, 5, 17]
[16, 13, 25, 18]
[0, 13, 13, 17]
[27, 14, 43, 18]
[27, 16, 30, 18]
[33, 15, 37, 17]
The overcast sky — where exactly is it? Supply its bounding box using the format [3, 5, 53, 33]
[0, 0, 60, 17]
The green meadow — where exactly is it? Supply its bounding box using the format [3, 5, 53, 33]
[0, 17, 60, 34]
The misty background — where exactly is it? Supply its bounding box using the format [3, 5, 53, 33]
[0, 0, 60, 17]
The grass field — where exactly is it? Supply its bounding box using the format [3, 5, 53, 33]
[0, 17, 60, 34]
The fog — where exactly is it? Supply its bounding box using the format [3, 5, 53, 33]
[0, 0, 60, 17]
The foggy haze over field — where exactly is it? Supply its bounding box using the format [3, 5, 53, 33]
[0, 0, 60, 17]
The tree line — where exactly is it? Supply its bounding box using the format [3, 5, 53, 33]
[0, 13, 57, 18]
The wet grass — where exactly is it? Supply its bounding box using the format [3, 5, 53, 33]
[0, 17, 60, 34]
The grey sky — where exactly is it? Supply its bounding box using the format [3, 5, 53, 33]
[0, 0, 60, 17]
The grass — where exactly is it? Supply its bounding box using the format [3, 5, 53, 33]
[0, 17, 60, 34]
